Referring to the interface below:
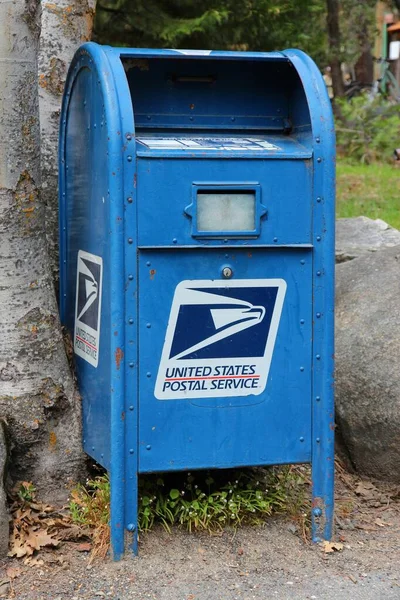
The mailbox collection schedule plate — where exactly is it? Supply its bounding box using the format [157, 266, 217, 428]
[59, 43, 335, 558]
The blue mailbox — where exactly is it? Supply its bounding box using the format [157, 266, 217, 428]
[59, 42, 335, 558]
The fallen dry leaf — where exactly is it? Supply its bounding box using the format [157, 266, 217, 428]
[8, 481, 96, 562]
[76, 542, 92, 552]
[25, 529, 60, 552]
[8, 534, 30, 559]
[9, 527, 60, 558]
[355, 481, 378, 499]
[5, 567, 21, 580]
[14, 508, 32, 521]
[323, 541, 344, 553]
[24, 556, 44, 566]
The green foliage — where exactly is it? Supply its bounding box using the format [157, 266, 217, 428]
[69, 475, 111, 559]
[17, 482, 36, 503]
[92, 0, 393, 79]
[340, 0, 377, 67]
[70, 467, 310, 539]
[337, 160, 400, 229]
[93, 0, 327, 65]
[138, 469, 288, 533]
[69, 475, 110, 527]
[336, 96, 400, 164]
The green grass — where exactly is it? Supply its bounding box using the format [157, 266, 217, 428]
[69, 466, 311, 556]
[337, 161, 400, 229]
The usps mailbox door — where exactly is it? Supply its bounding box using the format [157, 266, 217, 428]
[138, 247, 312, 473]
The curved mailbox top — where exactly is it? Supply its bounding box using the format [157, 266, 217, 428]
[60, 42, 334, 154]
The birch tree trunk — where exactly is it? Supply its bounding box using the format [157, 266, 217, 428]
[0, 0, 91, 503]
[39, 0, 96, 285]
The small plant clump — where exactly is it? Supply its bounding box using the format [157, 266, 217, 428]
[69, 466, 310, 555]
[69, 476, 110, 559]
[17, 481, 36, 503]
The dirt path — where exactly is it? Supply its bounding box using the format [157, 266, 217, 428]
[2, 471, 400, 600]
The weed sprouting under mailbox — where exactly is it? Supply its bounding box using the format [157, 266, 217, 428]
[69, 466, 311, 556]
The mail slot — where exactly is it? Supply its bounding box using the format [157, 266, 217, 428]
[59, 43, 335, 558]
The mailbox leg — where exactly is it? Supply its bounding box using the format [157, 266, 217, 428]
[109, 467, 138, 557]
[311, 355, 335, 542]
[311, 440, 334, 542]
[110, 467, 125, 560]
[125, 473, 139, 555]
[110, 412, 139, 557]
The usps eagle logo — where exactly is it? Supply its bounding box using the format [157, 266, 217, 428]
[155, 279, 286, 400]
[74, 251, 103, 367]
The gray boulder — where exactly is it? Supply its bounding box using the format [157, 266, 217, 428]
[336, 216, 400, 263]
[335, 245, 400, 482]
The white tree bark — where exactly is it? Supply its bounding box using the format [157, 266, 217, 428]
[39, 0, 96, 284]
[0, 0, 90, 503]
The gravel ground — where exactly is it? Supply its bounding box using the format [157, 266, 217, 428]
[2, 473, 400, 600]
